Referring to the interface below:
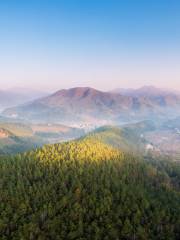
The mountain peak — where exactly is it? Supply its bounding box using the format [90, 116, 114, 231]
[52, 87, 102, 98]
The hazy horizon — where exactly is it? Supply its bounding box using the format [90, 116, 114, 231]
[1, 84, 180, 93]
[1, 0, 180, 91]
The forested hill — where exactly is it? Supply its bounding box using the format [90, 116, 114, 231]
[82, 125, 147, 153]
[1, 137, 180, 239]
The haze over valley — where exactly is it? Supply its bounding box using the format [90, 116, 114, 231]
[1, 85, 180, 160]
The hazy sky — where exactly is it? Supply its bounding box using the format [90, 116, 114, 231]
[0, 0, 180, 91]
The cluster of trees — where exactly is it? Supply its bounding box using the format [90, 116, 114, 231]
[0, 138, 180, 239]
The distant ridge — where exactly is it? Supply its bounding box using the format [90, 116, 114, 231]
[0, 88, 49, 111]
[112, 85, 178, 97]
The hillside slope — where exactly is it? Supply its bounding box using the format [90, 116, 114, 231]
[0, 122, 43, 154]
[83, 125, 147, 153]
[0, 122, 84, 155]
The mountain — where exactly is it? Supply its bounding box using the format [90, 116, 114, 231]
[0, 88, 49, 111]
[1, 131, 180, 239]
[3, 87, 180, 124]
[2, 87, 132, 123]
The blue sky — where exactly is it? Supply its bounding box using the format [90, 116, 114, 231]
[0, 0, 180, 91]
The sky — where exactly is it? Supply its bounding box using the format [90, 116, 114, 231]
[0, 0, 180, 91]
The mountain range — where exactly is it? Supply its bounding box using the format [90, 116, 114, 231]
[112, 85, 180, 98]
[2, 86, 180, 124]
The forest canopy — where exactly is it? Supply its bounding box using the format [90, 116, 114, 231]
[0, 137, 180, 239]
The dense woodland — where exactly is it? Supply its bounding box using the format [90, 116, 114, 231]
[0, 136, 180, 239]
